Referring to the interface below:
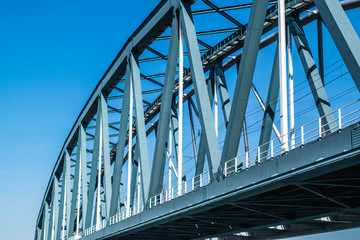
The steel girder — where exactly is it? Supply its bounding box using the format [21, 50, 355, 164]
[129, 52, 152, 205]
[68, 125, 87, 236]
[85, 93, 112, 228]
[258, 44, 280, 161]
[314, 0, 360, 92]
[288, 15, 337, 132]
[219, 0, 270, 177]
[181, 1, 221, 179]
[35, 1, 360, 239]
[47, 176, 59, 240]
[148, 10, 180, 199]
[56, 151, 71, 240]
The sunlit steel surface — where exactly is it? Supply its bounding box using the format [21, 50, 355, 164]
[35, 0, 360, 239]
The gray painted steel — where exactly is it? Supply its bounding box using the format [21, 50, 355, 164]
[258, 44, 279, 160]
[68, 125, 86, 235]
[47, 177, 58, 240]
[181, 2, 221, 179]
[109, 60, 132, 218]
[130, 53, 151, 205]
[314, 0, 360, 92]
[289, 15, 336, 132]
[35, 1, 360, 239]
[219, 0, 269, 176]
[148, 12, 179, 199]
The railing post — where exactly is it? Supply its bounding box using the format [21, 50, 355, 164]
[235, 157, 238, 172]
[192, 178, 194, 191]
[200, 173, 203, 187]
[271, 140, 274, 158]
[246, 151, 249, 168]
[319, 118, 322, 138]
[338, 108, 342, 130]
[301, 126, 304, 145]
[224, 161, 228, 177]
[257, 147, 260, 163]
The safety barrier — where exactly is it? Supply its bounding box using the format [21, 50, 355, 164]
[149, 171, 210, 208]
[224, 99, 360, 177]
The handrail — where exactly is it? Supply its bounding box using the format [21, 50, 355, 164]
[224, 99, 360, 177]
[149, 171, 210, 208]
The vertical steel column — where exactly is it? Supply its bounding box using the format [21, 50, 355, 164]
[129, 53, 151, 205]
[34, 227, 40, 240]
[219, 0, 269, 175]
[148, 11, 179, 200]
[289, 15, 336, 132]
[68, 125, 86, 236]
[243, 119, 250, 161]
[317, 17, 324, 84]
[86, 101, 101, 229]
[170, 102, 186, 182]
[195, 61, 232, 176]
[109, 61, 132, 218]
[41, 203, 49, 240]
[47, 177, 59, 240]
[130, 144, 139, 208]
[213, 66, 218, 137]
[178, 19, 184, 195]
[65, 151, 71, 239]
[214, 62, 231, 126]
[288, 26, 295, 149]
[100, 179, 107, 221]
[279, 0, 289, 152]
[100, 93, 112, 221]
[79, 125, 87, 230]
[194, 73, 214, 177]
[188, 100, 198, 165]
[181, 2, 221, 179]
[314, 0, 360, 91]
[168, 121, 173, 194]
[96, 109, 103, 229]
[258, 44, 280, 160]
[56, 151, 70, 240]
[126, 77, 134, 217]
[86, 92, 114, 228]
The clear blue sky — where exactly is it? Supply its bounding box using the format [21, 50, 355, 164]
[0, 0, 359, 239]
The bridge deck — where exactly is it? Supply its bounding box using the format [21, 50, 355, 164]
[84, 122, 360, 239]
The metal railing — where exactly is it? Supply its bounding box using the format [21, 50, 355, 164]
[149, 171, 210, 208]
[83, 219, 107, 237]
[224, 100, 360, 177]
[108, 204, 144, 226]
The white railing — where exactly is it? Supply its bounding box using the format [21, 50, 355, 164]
[149, 171, 210, 208]
[83, 219, 107, 236]
[108, 204, 144, 226]
[224, 100, 360, 177]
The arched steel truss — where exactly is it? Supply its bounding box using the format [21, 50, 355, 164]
[35, 0, 360, 239]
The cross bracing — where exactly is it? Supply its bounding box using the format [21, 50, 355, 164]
[35, 0, 360, 240]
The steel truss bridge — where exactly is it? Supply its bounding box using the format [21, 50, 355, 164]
[35, 0, 360, 239]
